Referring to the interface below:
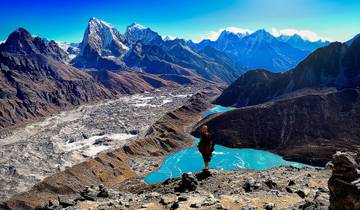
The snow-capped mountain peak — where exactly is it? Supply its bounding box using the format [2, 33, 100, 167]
[80, 17, 128, 56]
[246, 29, 276, 43]
[218, 30, 249, 40]
[125, 22, 162, 45]
[127, 22, 146, 31]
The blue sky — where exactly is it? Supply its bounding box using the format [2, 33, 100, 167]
[1, 0, 359, 43]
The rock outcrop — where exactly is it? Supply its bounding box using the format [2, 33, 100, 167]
[193, 88, 360, 166]
[329, 151, 360, 210]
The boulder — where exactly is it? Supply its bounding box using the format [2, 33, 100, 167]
[174, 173, 198, 192]
[329, 151, 360, 210]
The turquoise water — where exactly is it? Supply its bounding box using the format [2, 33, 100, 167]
[144, 106, 309, 184]
[203, 106, 235, 117]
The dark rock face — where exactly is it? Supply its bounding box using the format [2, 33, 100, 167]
[194, 88, 360, 166]
[0, 28, 69, 62]
[215, 37, 360, 107]
[329, 151, 360, 210]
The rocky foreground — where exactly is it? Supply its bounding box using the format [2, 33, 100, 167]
[64, 166, 331, 210]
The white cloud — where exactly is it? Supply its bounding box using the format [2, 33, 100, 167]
[270, 28, 332, 42]
[194, 27, 253, 43]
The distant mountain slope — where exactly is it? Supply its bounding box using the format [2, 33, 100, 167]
[277, 34, 329, 51]
[191, 29, 331, 72]
[89, 70, 210, 95]
[0, 28, 114, 127]
[215, 36, 360, 107]
[346, 33, 360, 46]
[233, 30, 309, 72]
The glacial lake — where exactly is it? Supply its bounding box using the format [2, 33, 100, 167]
[144, 106, 308, 184]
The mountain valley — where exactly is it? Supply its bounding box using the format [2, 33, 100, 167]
[0, 13, 360, 210]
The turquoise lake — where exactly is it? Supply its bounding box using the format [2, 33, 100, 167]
[144, 106, 308, 184]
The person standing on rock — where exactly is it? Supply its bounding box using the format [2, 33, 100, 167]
[198, 125, 214, 171]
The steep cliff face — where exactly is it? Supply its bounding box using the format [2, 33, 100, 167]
[194, 88, 360, 166]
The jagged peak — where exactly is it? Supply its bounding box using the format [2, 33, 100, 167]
[0, 27, 36, 53]
[7, 27, 33, 41]
[219, 29, 249, 37]
[248, 29, 275, 40]
[253, 29, 270, 35]
[87, 17, 113, 29]
[127, 22, 146, 31]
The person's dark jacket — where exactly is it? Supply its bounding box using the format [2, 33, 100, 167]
[198, 133, 214, 154]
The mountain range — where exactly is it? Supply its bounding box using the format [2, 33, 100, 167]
[189, 29, 330, 72]
[69, 17, 330, 76]
[215, 35, 360, 107]
[71, 17, 243, 84]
